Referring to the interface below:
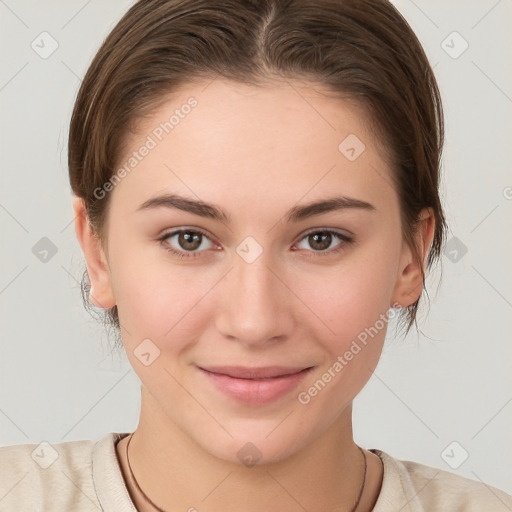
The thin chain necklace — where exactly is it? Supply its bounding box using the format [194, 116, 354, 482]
[125, 432, 368, 512]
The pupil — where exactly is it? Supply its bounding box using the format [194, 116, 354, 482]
[180, 231, 201, 250]
[310, 232, 331, 251]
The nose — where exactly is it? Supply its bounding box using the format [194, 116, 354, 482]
[214, 250, 295, 349]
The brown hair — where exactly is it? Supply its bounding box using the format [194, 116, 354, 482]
[69, 0, 447, 347]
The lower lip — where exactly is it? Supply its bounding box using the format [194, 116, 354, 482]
[199, 367, 312, 405]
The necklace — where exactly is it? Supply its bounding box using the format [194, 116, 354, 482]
[125, 432, 368, 512]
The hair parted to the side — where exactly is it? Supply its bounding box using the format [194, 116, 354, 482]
[68, 0, 447, 349]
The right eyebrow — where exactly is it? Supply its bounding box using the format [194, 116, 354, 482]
[137, 194, 230, 222]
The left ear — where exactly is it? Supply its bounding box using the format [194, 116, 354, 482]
[391, 207, 436, 308]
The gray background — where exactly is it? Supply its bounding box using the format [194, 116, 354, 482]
[1, 0, 511, 496]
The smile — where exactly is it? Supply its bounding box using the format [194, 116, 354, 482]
[197, 365, 314, 404]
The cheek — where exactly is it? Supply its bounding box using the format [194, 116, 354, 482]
[109, 245, 215, 348]
[293, 249, 398, 353]
[293, 263, 392, 417]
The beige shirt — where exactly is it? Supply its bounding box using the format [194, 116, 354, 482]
[1, 432, 510, 511]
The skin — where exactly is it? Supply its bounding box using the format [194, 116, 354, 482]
[74, 77, 435, 511]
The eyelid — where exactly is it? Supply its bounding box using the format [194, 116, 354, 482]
[157, 226, 220, 256]
[158, 226, 218, 244]
[293, 228, 353, 254]
[299, 226, 353, 239]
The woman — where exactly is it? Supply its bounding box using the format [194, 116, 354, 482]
[1, 0, 510, 510]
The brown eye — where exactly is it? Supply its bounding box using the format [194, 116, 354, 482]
[177, 231, 202, 251]
[160, 229, 216, 257]
[295, 229, 353, 255]
[308, 232, 333, 251]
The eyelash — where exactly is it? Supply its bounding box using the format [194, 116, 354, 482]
[157, 228, 354, 260]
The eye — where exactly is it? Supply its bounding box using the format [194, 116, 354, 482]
[158, 227, 353, 260]
[294, 229, 353, 256]
[158, 228, 218, 258]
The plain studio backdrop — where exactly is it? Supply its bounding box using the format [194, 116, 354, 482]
[1, 0, 511, 496]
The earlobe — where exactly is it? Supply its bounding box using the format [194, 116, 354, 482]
[390, 207, 435, 309]
[72, 196, 116, 309]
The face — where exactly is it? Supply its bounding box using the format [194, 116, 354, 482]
[77, 77, 431, 465]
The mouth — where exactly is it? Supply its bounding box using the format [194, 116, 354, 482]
[197, 365, 314, 404]
[200, 365, 312, 379]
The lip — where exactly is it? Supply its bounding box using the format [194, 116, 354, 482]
[198, 365, 313, 404]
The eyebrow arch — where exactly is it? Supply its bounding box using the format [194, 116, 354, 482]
[136, 193, 376, 223]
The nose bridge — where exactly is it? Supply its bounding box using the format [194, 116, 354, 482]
[216, 248, 292, 346]
[236, 253, 277, 304]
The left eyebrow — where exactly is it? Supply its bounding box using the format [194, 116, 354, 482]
[136, 193, 376, 223]
[286, 196, 376, 222]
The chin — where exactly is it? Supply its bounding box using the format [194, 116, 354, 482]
[209, 436, 302, 467]
[188, 417, 317, 468]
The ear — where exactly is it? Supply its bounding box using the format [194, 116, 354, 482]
[73, 196, 116, 309]
[390, 207, 435, 308]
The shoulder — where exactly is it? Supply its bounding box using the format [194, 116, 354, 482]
[0, 433, 117, 510]
[372, 449, 512, 512]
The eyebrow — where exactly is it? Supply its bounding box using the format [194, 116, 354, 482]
[136, 193, 376, 223]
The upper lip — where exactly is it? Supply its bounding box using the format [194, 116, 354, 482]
[199, 365, 312, 379]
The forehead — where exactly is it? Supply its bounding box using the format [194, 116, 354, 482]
[112, 78, 398, 217]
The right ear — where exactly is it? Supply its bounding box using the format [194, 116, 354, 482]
[73, 196, 116, 309]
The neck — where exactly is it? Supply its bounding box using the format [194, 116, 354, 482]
[117, 386, 382, 512]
